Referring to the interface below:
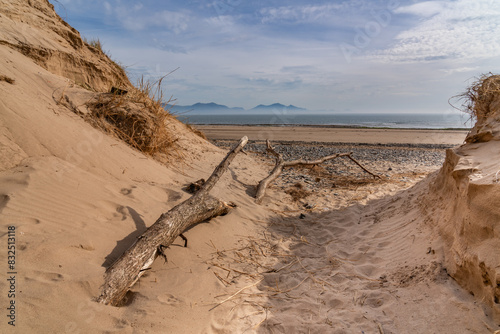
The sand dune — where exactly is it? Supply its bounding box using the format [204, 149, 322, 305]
[0, 1, 499, 333]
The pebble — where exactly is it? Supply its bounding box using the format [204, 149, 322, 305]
[212, 139, 448, 168]
[211, 139, 449, 195]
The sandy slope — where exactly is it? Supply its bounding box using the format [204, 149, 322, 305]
[206, 178, 497, 333]
[0, 40, 270, 332]
[0, 1, 499, 333]
[0, 1, 268, 332]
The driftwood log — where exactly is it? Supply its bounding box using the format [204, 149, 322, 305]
[255, 140, 380, 204]
[97, 136, 248, 306]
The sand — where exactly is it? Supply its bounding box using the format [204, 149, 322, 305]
[195, 125, 469, 146]
[0, 1, 499, 333]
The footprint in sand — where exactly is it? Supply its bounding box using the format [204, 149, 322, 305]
[27, 271, 64, 283]
[115, 205, 128, 221]
[355, 264, 379, 277]
[120, 185, 136, 196]
[165, 189, 183, 202]
[325, 297, 344, 309]
[363, 291, 390, 308]
[73, 243, 95, 251]
[120, 188, 132, 195]
[0, 194, 9, 213]
[157, 294, 183, 305]
[377, 241, 392, 248]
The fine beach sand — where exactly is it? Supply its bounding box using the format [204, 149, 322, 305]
[1, 1, 500, 333]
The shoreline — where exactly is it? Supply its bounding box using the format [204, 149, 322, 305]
[190, 122, 470, 131]
[194, 124, 469, 146]
[212, 139, 456, 150]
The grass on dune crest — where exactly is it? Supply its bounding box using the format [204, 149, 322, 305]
[451, 73, 500, 123]
[85, 75, 184, 159]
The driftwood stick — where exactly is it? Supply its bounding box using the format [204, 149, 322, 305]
[97, 136, 248, 306]
[202, 136, 248, 191]
[283, 152, 352, 167]
[255, 140, 379, 204]
[346, 155, 381, 179]
[255, 140, 285, 204]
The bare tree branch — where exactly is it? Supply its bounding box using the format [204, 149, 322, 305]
[255, 140, 380, 204]
[97, 136, 248, 306]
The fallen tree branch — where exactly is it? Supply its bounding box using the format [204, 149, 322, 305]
[97, 136, 248, 306]
[346, 155, 380, 179]
[255, 140, 380, 204]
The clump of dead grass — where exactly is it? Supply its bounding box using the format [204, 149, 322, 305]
[0, 74, 15, 84]
[451, 73, 500, 122]
[86, 75, 179, 158]
[185, 123, 207, 140]
[83, 37, 104, 52]
[285, 182, 311, 201]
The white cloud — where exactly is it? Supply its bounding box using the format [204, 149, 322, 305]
[151, 10, 189, 34]
[103, 2, 112, 14]
[368, 0, 500, 63]
[204, 15, 237, 28]
[394, 1, 447, 18]
[260, 4, 345, 24]
[440, 66, 478, 75]
[106, 4, 191, 34]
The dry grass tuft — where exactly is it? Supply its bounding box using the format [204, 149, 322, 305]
[185, 123, 207, 140]
[451, 73, 500, 122]
[285, 182, 311, 201]
[86, 75, 179, 158]
[0, 74, 15, 84]
[82, 37, 104, 53]
[82, 37, 128, 84]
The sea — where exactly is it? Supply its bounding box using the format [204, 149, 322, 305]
[177, 113, 472, 130]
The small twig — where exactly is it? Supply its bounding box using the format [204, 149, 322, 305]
[378, 322, 385, 334]
[209, 239, 218, 251]
[267, 276, 309, 295]
[213, 271, 231, 287]
[345, 155, 381, 179]
[296, 257, 334, 288]
[252, 308, 269, 330]
[264, 259, 298, 274]
[209, 278, 264, 311]
[212, 263, 231, 276]
[231, 268, 258, 278]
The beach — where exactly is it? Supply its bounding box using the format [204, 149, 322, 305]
[2, 2, 500, 333]
[195, 124, 469, 145]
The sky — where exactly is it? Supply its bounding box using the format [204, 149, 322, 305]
[51, 0, 500, 113]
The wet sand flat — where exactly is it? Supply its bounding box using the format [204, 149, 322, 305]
[195, 124, 469, 146]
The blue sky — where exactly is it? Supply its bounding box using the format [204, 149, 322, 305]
[52, 0, 500, 113]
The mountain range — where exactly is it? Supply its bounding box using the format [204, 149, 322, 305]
[167, 102, 307, 114]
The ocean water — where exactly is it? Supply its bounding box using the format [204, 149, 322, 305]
[177, 113, 472, 129]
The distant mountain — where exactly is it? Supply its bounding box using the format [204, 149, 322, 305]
[250, 103, 307, 112]
[191, 102, 245, 112]
[167, 102, 307, 114]
[167, 102, 244, 114]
